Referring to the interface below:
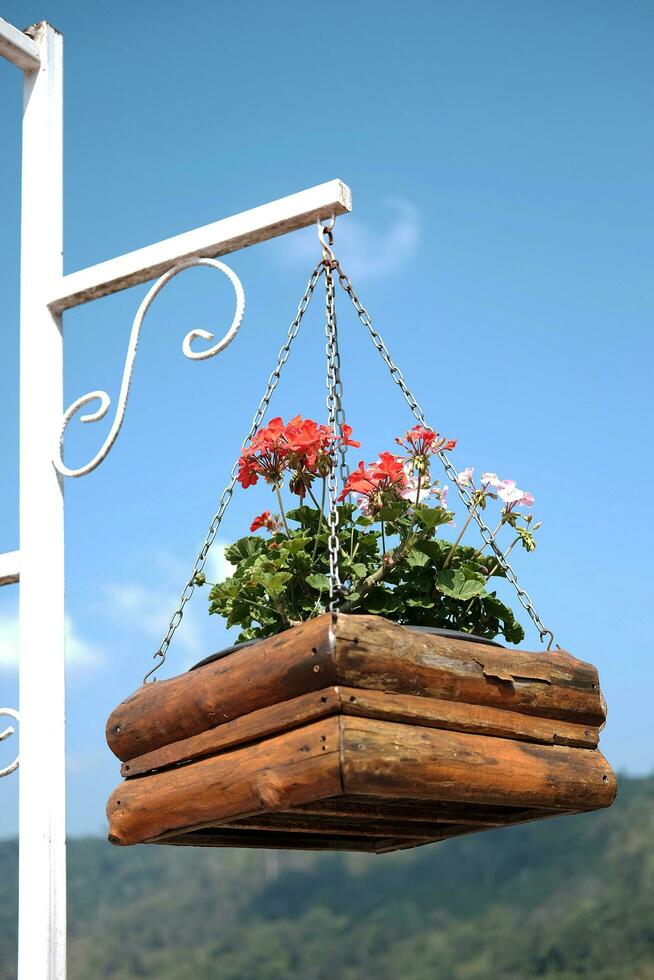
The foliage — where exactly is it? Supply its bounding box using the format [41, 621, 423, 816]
[200, 417, 540, 645]
[0, 776, 652, 980]
[208, 501, 525, 643]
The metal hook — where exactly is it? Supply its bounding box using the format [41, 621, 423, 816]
[540, 629, 555, 651]
[317, 216, 336, 265]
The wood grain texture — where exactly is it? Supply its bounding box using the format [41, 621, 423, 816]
[334, 616, 606, 727]
[107, 615, 336, 762]
[341, 687, 597, 749]
[107, 717, 342, 846]
[108, 614, 607, 763]
[122, 684, 597, 778]
[341, 716, 617, 811]
[120, 687, 342, 777]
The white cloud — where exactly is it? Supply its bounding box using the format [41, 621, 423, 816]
[205, 541, 234, 583]
[0, 612, 103, 671]
[277, 198, 421, 280]
[99, 541, 234, 668]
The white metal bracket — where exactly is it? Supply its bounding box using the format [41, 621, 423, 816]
[1, 15, 352, 980]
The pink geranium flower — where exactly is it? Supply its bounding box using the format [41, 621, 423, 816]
[498, 480, 535, 508]
[456, 467, 474, 487]
[481, 472, 504, 490]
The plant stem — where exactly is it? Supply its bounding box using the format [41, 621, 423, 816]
[341, 530, 423, 611]
[485, 535, 521, 577]
[380, 519, 387, 556]
[442, 497, 481, 568]
[310, 477, 327, 563]
[470, 516, 505, 562]
[275, 484, 292, 536]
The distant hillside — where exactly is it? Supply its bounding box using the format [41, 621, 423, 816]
[0, 775, 652, 980]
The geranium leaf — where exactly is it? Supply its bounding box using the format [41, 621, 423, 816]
[224, 536, 266, 566]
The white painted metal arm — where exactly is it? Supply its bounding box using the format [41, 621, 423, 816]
[0, 17, 40, 71]
[55, 257, 245, 478]
[0, 550, 20, 586]
[0, 708, 19, 778]
[49, 179, 351, 311]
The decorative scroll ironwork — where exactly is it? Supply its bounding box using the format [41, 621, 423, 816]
[0, 708, 19, 778]
[54, 256, 245, 478]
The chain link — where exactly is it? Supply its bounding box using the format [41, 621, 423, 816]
[144, 261, 326, 682]
[324, 264, 343, 611]
[335, 263, 557, 650]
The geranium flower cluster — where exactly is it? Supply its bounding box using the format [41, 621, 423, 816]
[339, 424, 455, 516]
[237, 415, 359, 497]
[456, 468, 534, 510]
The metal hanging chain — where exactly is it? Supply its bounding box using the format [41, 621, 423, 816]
[324, 261, 343, 611]
[334, 262, 557, 650]
[318, 220, 349, 484]
[144, 260, 326, 683]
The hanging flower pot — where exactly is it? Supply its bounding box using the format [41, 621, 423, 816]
[106, 225, 616, 852]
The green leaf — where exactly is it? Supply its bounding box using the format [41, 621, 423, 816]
[378, 501, 408, 522]
[414, 504, 454, 531]
[363, 589, 403, 614]
[224, 536, 265, 566]
[306, 573, 330, 591]
[436, 568, 486, 601]
[286, 506, 322, 529]
[284, 535, 311, 553]
[406, 548, 430, 569]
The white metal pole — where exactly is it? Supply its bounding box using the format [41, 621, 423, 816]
[18, 21, 66, 980]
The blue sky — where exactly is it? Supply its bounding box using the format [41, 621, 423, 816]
[1, 1, 652, 836]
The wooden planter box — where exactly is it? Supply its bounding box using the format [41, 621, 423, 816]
[106, 614, 616, 853]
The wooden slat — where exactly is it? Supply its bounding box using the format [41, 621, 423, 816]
[122, 682, 597, 779]
[107, 717, 342, 846]
[335, 615, 606, 727]
[341, 717, 617, 812]
[291, 796, 542, 826]
[121, 687, 342, 777]
[341, 687, 596, 748]
[152, 830, 396, 853]
[220, 813, 475, 839]
[107, 615, 337, 762]
[108, 613, 607, 763]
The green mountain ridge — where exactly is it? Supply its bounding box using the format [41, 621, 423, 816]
[1, 774, 652, 979]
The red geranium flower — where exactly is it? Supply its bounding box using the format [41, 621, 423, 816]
[338, 461, 377, 500]
[371, 451, 407, 486]
[340, 424, 360, 449]
[339, 452, 408, 507]
[395, 425, 457, 465]
[238, 416, 361, 493]
[250, 510, 278, 533]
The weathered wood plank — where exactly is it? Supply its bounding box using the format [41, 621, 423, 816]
[107, 615, 336, 761]
[122, 682, 597, 779]
[121, 688, 342, 777]
[107, 717, 342, 846]
[152, 830, 390, 852]
[335, 615, 606, 727]
[341, 687, 596, 748]
[220, 813, 474, 839]
[108, 614, 607, 763]
[341, 717, 617, 812]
